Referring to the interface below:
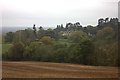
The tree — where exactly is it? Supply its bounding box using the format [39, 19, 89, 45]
[61, 24, 63, 28]
[96, 27, 115, 41]
[2, 34, 5, 43]
[69, 30, 88, 43]
[23, 41, 54, 61]
[75, 22, 80, 27]
[39, 26, 43, 30]
[53, 43, 68, 62]
[68, 38, 93, 64]
[78, 38, 93, 64]
[107, 42, 118, 66]
[40, 36, 56, 45]
[46, 29, 57, 39]
[23, 42, 43, 60]
[37, 29, 58, 40]
[33, 24, 36, 31]
[8, 42, 25, 60]
[98, 18, 104, 25]
[13, 29, 35, 45]
[66, 23, 72, 29]
[34, 45, 54, 61]
[5, 32, 14, 43]
[105, 18, 109, 23]
[25, 28, 36, 43]
[33, 24, 37, 37]
[53, 48, 67, 62]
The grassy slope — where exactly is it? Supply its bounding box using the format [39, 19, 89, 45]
[2, 43, 13, 54]
[56, 39, 72, 46]
[2, 39, 70, 54]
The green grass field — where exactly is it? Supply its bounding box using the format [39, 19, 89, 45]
[2, 43, 13, 54]
[56, 39, 68, 44]
[56, 39, 72, 46]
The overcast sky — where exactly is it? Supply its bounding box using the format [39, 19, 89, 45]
[1, 0, 120, 27]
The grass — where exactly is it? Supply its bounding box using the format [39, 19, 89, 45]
[56, 39, 68, 44]
[2, 39, 71, 54]
[2, 43, 13, 54]
[56, 39, 72, 46]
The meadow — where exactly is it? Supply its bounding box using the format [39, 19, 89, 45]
[2, 43, 12, 54]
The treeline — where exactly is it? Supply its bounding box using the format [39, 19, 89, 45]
[2, 18, 120, 67]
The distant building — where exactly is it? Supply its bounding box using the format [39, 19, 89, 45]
[62, 30, 74, 36]
[35, 39, 39, 42]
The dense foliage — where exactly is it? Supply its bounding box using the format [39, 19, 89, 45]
[2, 18, 119, 66]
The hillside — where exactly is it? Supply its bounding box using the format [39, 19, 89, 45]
[2, 61, 118, 78]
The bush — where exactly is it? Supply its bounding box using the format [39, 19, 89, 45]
[69, 30, 88, 43]
[23, 42, 43, 60]
[34, 45, 54, 61]
[40, 36, 56, 45]
[68, 38, 94, 64]
[2, 52, 8, 60]
[8, 42, 25, 60]
[53, 48, 68, 63]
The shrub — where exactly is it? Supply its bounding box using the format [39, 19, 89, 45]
[40, 36, 56, 45]
[8, 42, 25, 60]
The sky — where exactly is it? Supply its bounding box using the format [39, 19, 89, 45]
[0, 0, 120, 28]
